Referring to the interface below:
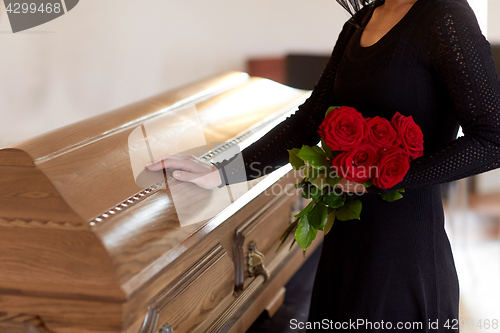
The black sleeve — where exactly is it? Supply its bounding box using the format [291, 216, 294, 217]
[368, 0, 500, 194]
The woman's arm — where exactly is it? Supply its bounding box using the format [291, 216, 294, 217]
[368, 0, 500, 194]
[214, 18, 361, 187]
[145, 15, 363, 191]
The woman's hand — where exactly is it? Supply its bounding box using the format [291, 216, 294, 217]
[145, 154, 222, 190]
[336, 178, 367, 194]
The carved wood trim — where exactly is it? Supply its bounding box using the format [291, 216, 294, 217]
[0, 217, 86, 230]
[233, 194, 290, 292]
[0, 148, 35, 167]
[207, 241, 297, 333]
[0, 312, 52, 333]
[139, 244, 227, 333]
[232, 234, 245, 294]
[88, 93, 310, 228]
[88, 182, 165, 226]
[0, 161, 85, 225]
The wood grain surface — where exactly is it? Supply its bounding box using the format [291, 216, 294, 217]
[0, 72, 314, 332]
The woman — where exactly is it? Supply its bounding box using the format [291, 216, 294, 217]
[147, 0, 500, 331]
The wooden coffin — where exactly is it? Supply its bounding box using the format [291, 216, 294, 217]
[0, 72, 323, 333]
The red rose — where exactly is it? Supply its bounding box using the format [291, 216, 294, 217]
[372, 148, 410, 189]
[332, 142, 381, 183]
[391, 112, 424, 159]
[318, 106, 369, 151]
[366, 116, 399, 151]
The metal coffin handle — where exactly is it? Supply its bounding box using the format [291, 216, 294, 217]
[247, 241, 270, 281]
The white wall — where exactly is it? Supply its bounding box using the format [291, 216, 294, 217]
[488, 0, 500, 43]
[0, 0, 498, 148]
[0, 0, 348, 147]
[468, 0, 488, 36]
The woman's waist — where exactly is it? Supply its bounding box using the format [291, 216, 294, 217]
[358, 183, 443, 207]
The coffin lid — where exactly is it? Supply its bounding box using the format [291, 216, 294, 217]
[0, 72, 310, 299]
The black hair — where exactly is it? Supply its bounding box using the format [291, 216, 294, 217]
[336, 0, 385, 29]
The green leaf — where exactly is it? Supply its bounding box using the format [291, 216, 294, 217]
[295, 215, 318, 251]
[335, 199, 362, 221]
[322, 191, 345, 209]
[324, 212, 335, 235]
[320, 138, 333, 158]
[326, 175, 342, 188]
[398, 188, 405, 193]
[301, 182, 318, 200]
[310, 172, 329, 189]
[344, 192, 354, 203]
[294, 178, 306, 189]
[379, 190, 404, 202]
[295, 200, 314, 218]
[325, 105, 341, 118]
[288, 148, 304, 170]
[296, 145, 329, 169]
[312, 145, 324, 154]
[277, 217, 299, 252]
[305, 165, 320, 182]
[362, 180, 373, 188]
[307, 202, 328, 230]
[310, 186, 323, 201]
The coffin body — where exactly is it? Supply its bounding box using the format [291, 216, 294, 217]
[0, 72, 322, 333]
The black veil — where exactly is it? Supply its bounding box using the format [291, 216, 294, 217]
[336, 0, 385, 29]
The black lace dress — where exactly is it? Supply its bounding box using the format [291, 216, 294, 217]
[214, 0, 500, 331]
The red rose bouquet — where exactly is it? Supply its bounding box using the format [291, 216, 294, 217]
[280, 106, 424, 252]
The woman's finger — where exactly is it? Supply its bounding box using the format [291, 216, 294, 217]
[146, 154, 170, 167]
[172, 169, 222, 190]
[146, 158, 196, 172]
[172, 170, 198, 182]
[143, 155, 219, 189]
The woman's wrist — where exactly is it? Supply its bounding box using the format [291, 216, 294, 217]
[211, 162, 225, 188]
[214, 168, 222, 187]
